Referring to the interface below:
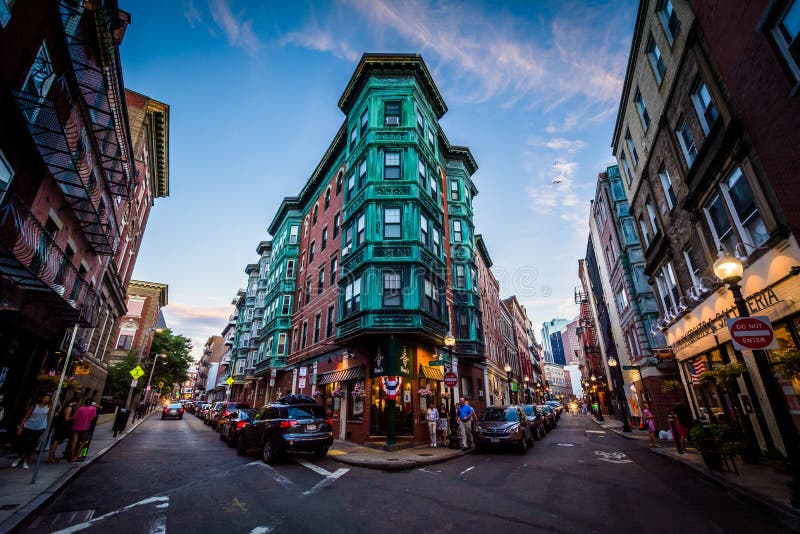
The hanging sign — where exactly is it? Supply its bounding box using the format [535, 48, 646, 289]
[371, 338, 413, 378]
[381, 376, 403, 400]
[726, 316, 778, 351]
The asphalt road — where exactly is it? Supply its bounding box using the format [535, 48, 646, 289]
[22, 412, 789, 533]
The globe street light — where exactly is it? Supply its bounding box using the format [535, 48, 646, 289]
[606, 356, 631, 432]
[443, 332, 458, 449]
[523, 376, 530, 403]
[503, 363, 513, 404]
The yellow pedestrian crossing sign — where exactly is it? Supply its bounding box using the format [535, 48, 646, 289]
[225, 376, 235, 386]
[158, 380, 164, 388]
[130, 365, 145, 380]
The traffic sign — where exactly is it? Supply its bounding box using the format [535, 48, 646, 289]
[225, 376, 235, 386]
[130, 365, 145, 380]
[157, 381, 164, 388]
[727, 316, 778, 351]
[429, 360, 446, 367]
[130, 379, 138, 387]
[443, 372, 458, 387]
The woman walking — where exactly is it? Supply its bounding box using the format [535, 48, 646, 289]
[48, 397, 77, 462]
[643, 403, 659, 448]
[426, 404, 439, 447]
[437, 402, 449, 446]
[11, 393, 53, 469]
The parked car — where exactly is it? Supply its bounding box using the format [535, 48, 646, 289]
[220, 409, 258, 446]
[212, 402, 251, 431]
[538, 404, 557, 429]
[161, 403, 184, 420]
[475, 405, 532, 453]
[545, 401, 562, 419]
[205, 402, 226, 425]
[237, 394, 333, 463]
[521, 404, 546, 441]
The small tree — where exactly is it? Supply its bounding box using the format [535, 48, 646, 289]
[149, 329, 193, 397]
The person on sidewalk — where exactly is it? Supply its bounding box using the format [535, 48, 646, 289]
[643, 404, 659, 448]
[70, 399, 97, 462]
[12, 393, 53, 469]
[78, 402, 101, 460]
[426, 404, 439, 447]
[47, 397, 77, 463]
[437, 402, 449, 446]
[457, 397, 476, 451]
[673, 401, 694, 450]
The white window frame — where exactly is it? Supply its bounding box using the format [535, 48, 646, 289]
[658, 166, 677, 211]
[676, 119, 697, 166]
[657, 0, 680, 45]
[634, 87, 650, 131]
[646, 35, 666, 84]
[453, 220, 463, 241]
[646, 200, 660, 237]
[691, 80, 718, 135]
[620, 152, 633, 185]
[625, 129, 639, 166]
[703, 166, 768, 255]
[683, 246, 702, 288]
[771, 0, 800, 82]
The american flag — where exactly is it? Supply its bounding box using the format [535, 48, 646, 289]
[690, 360, 707, 385]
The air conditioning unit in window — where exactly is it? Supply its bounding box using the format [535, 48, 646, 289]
[478, 390, 484, 397]
[385, 116, 400, 126]
[342, 244, 351, 256]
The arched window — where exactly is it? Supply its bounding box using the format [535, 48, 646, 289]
[324, 187, 331, 210]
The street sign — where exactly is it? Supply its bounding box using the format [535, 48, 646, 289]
[130, 365, 145, 380]
[145, 386, 151, 391]
[622, 365, 639, 371]
[428, 360, 446, 367]
[225, 376, 235, 386]
[443, 372, 458, 387]
[130, 379, 138, 387]
[269, 378, 275, 386]
[727, 316, 778, 351]
[298, 377, 306, 389]
[74, 363, 92, 375]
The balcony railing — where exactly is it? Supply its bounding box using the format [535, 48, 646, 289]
[0, 194, 98, 326]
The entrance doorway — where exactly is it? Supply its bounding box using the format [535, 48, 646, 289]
[369, 378, 412, 436]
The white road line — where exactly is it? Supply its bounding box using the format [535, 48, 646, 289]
[295, 458, 333, 477]
[417, 468, 441, 475]
[247, 461, 298, 487]
[50, 496, 169, 534]
[301, 468, 349, 497]
[586, 430, 606, 434]
[250, 527, 272, 534]
[459, 466, 475, 476]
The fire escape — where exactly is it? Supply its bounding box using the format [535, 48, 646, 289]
[574, 287, 603, 379]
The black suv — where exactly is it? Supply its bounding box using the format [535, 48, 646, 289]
[237, 394, 333, 464]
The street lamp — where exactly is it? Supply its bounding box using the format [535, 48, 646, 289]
[713, 248, 800, 507]
[503, 363, 513, 404]
[523, 376, 530, 404]
[145, 354, 168, 406]
[608, 357, 618, 367]
[606, 356, 631, 432]
[443, 332, 458, 449]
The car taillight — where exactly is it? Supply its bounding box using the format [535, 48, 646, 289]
[236, 421, 247, 429]
[179, 408, 184, 413]
[327, 418, 333, 427]
[279, 419, 299, 429]
[162, 408, 167, 413]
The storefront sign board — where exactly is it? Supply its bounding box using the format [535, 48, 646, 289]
[726, 316, 778, 351]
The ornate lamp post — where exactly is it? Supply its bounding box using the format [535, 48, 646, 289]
[523, 376, 530, 404]
[444, 332, 459, 449]
[503, 363, 513, 404]
[607, 356, 632, 432]
[713, 248, 800, 507]
[145, 354, 168, 406]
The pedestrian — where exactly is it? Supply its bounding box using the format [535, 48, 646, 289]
[48, 397, 77, 463]
[12, 392, 53, 469]
[643, 403, 659, 448]
[457, 397, 476, 451]
[70, 398, 97, 462]
[437, 402, 449, 445]
[426, 404, 439, 447]
[78, 402, 101, 460]
[673, 401, 694, 450]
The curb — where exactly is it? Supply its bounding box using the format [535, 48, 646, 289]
[649, 447, 800, 528]
[329, 447, 472, 471]
[0, 412, 152, 533]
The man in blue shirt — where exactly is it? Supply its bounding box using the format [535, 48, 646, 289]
[457, 397, 476, 450]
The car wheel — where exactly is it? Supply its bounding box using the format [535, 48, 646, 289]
[519, 434, 528, 454]
[227, 431, 236, 448]
[237, 434, 247, 456]
[262, 439, 280, 464]
[161, 416, 165, 420]
[314, 447, 329, 458]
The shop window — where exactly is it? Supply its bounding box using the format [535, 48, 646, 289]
[348, 381, 364, 421]
[461, 376, 474, 398]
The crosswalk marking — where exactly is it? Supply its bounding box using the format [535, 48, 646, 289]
[295, 458, 334, 477]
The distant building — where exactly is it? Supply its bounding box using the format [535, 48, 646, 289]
[541, 319, 569, 363]
[107, 280, 168, 366]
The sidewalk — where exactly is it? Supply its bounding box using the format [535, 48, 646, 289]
[328, 439, 471, 471]
[0, 411, 151, 533]
[590, 415, 800, 527]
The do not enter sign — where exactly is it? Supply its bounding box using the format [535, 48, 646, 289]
[726, 316, 779, 351]
[443, 372, 458, 387]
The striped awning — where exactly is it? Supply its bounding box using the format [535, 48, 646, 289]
[420, 365, 444, 381]
[317, 365, 365, 385]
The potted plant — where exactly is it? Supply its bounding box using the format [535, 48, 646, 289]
[774, 349, 800, 380]
[690, 423, 729, 471]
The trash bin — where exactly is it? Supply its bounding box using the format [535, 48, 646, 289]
[112, 408, 131, 437]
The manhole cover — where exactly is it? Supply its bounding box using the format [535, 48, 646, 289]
[417, 453, 434, 457]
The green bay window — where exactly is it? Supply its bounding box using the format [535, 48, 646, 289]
[384, 150, 401, 180]
[383, 270, 402, 307]
[384, 207, 401, 239]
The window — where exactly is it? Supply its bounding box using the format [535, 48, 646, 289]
[289, 225, 299, 245]
[453, 220, 463, 241]
[350, 127, 357, 147]
[646, 35, 666, 84]
[45, 215, 61, 238]
[318, 268, 325, 295]
[360, 108, 369, 136]
[336, 172, 343, 195]
[416, 109, 424, 136]
[326, 306, 335, 338]
[615, 286, 629, 313]
[305, 278, 312, 304]
[634, 88, 650, 130]
[116, 334, 134, 350]
[301, 322, 308, 349]
[276, 333, 287, 355]
[383, 271, 402, 307]
[659, 166, 677, 211]
[683, 246, 702, 288]
[432, 228, 441, 255]
[21, 42, 55, 122]
[450, 180, 459, 201]
[455, 264, 466, 288]
[656, 261, 680, 312]
[420, 215, 428, 245]
[429, 175, 438, 199]
[657, 0, 680, 44]
[460, 376, 474, 398]
[384, 101, 401, 126]
[333, 212, 340, 238]
[625, 129, 638, 166]
[291, 328, 298, 352]
[347, 173, 355, 199]
[457, 312, 469, 338]
[286, 260, 295, 279]
[418, 160, 426, 186]
[646, 200, 660, 237]
[321, 227, 328, 251]
[325, 188, 331, 210]
[772, 0, 800, 81]
[314, 314, 321, 343]
[638, 215, 651, 248]
[620, 152, 633, 185]
[691, 80, 718, 134]
[309, 242, 315, 264]
[281, 295, 291, 315]
[357, 214, 365, 245]
[427, 129, 434, 149]
[676, 119, 697, 165]
[344, 276, 361, 314]
[312, 205, 318, 225]
[384, 151, 401, 180]
[704, 167, 769, 254]
[384, 208, 401, 239]
[344, 225, 353, 247]
[330, 257, 338, 285]
[358, 160, 367, 188]
[424, 278, 439, 315]
[297, 288, 303, 311]
[0, 149, 14, 204]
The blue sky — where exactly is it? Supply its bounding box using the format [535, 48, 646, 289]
[123, 0, 637, 358]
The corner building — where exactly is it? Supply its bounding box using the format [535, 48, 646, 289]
[260, 54, 481, 446]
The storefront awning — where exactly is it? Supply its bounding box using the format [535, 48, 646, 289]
[420, 365, 444, 381]
[317, 365, 365, 385]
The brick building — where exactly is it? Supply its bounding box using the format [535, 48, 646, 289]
[107, 280, 168, 365]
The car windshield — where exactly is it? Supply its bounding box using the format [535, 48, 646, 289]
[167, 403, 181, 409]
[287, 405, 326, 419]
[482, 407, 519, 422]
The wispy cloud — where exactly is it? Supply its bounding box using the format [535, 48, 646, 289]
[208, 0, 262, 55]
[281, 30, 360, 62]
[183, 0, 201, 29]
